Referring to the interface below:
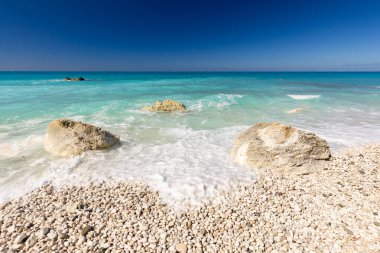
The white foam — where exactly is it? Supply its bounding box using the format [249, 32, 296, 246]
[288, 94, 320, 100]
[293, 122, 380, 150]
[47, 79, 65, 82]
[0, 126, 255, 207]
[0, 135, 44, 158]
[94, 126, 255, 206]
[69, 115, 87, 122]
[188, 94, 245, 111]
[234, 142, 249, 165]
[31, 79, 65, 84]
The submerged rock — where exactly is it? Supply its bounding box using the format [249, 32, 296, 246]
[64, 77, 85, 81]
[231, 122, 331, 174]
[142, 99, 186, 112]
[44, 119, 119, 157]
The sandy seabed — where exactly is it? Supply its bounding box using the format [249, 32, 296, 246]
[0, 144, 379, 253]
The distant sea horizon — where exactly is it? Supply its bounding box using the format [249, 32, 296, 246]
[1, 70, 380, 73]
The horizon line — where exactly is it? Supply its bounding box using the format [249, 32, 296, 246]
[1, 70, 380, 73]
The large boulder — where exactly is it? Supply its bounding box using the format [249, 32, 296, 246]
[142, 99, 186, 112]
[44, 119, 120, 157]
[231, 122, 331, 174]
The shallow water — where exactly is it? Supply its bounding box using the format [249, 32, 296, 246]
[1, 72, 379, 204]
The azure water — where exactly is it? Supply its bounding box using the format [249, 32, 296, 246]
[1, 72, 379, 204]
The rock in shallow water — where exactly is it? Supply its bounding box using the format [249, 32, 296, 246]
[142, 99, 186, 112]
[231, 122, 331, 174]
[44, 119, 120, 157]
[64, 77, 85, 81]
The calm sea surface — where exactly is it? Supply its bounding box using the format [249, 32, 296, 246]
[1, 72, 379, 204]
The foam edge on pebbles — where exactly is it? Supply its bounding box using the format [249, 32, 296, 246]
[1, 143, 379, 253]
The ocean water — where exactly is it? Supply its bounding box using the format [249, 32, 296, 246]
[1, 72, 380, 205]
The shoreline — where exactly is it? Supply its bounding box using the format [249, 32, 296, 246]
[1, 143, 379, 252]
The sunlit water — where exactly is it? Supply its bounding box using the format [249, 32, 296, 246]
[1, 72, 379, 204]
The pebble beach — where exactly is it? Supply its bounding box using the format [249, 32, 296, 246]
[1, 143, 379, 253]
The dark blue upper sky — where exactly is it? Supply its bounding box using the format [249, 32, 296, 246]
[1, 0, 380, 71]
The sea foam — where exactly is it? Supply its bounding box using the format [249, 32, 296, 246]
[288, 94, 320, 100]
[189, 94, 245, 111]
[0, 135, 44, 158]
[0, 126, 256, 206]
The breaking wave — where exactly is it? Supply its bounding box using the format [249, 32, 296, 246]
[189, 94, 245, 111]
[288, 94, 320, 100]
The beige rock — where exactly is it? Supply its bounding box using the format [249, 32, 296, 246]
[11, 244, 23, 250]
[14, 234, 28, 244]
[231, 122, 331, 174]
[25, 235, 37, 248]
[66, 202, 79, 213]
[81, 225, 93, 236]
[38, 228, 50, 238]
[142, 99, 186, 112]
[175, 243, 187, 252]
[44, 119, 120, 157]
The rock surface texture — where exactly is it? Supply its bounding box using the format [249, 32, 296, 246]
[0, 144, 379, 252]
[142, 99, 186, 112]
[231, 122, 331, 174]
[44, 119, 119, 157]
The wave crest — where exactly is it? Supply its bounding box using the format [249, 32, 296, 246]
[189, 94, 245, 111]
[288, 94, 320, 100]
[0, 135, 44, 158]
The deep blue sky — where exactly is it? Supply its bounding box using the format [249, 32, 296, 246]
[1, 0, 380, 71]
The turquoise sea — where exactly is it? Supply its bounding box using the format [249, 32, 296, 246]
[1, 72, 380, 204]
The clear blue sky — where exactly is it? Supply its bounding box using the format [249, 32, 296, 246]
[1, 0, 380, 71]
